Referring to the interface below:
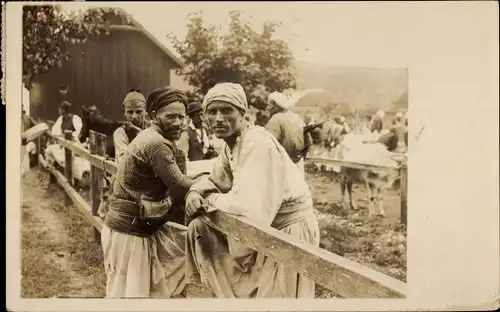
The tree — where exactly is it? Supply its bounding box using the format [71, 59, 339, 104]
[22, 5, 121, 90]
[167, 10, 297, 108]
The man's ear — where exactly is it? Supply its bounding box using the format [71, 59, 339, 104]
[150, 110, 157, 120]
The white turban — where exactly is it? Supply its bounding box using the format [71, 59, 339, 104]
[202, 82, 248, 113]
[376, 109, 385, 118]
[268, 92, 291, 110]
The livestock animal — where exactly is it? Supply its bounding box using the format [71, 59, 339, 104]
[79, 105, 125, 159]
[308, 121, 406, 217]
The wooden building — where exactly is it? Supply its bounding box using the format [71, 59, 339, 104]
[28, 8, 184, 122]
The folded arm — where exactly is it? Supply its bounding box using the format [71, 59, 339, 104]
[189, 149, 233, 196]
[204, 136, 286, 226]
[146, 141, 195, 199]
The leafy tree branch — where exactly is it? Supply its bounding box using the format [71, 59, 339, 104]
[167, 10, 297, 108]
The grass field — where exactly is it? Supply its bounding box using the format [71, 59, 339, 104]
[305, 164, 407, 298]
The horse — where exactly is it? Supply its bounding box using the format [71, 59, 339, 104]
[308, 121, 406, 218]
[79, 105, 125, 159]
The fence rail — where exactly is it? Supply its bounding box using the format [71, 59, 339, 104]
[35, 130, 407, 299]
[306, 156, 401, 171]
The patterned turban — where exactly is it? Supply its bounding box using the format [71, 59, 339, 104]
[146, 86, 188, 118]
[202, 82, 248, 113]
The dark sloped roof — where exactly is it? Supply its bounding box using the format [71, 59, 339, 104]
[94, 7, 185, 69]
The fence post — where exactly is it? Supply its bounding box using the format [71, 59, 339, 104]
[64, 131, 73, 206]
[399, 161, 408, 227]
[89, 130, 107, 242]
[36, 136, 41, 169]
[395, 122, 407, 154]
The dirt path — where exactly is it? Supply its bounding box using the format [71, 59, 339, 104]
[21, 170, 106, 298]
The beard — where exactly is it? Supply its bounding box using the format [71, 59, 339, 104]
[156, 118, 182, 141]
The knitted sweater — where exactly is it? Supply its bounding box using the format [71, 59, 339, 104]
[112, 125, 192, 202]
[104, 125, 194, 234]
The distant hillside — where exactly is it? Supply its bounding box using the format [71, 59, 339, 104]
[293, 60, 408, 115]
[391, 90, 408, 112]
[169, 61, 409, 115]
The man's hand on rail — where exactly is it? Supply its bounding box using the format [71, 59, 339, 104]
[185, 190, 208, 217]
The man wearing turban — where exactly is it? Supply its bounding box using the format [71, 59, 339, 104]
[113, 89, 151, 165]
[177, 102, 218, 161]
[184, 82, 320, 298]
[98, 90, 151, 220]
[265, 91, 308, 174]
[371, 109, 385, 134]
[101, 86, 196, 298]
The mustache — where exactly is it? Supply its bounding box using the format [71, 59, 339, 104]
[156, 120, 182, 132]
[166, 125, 182, 131]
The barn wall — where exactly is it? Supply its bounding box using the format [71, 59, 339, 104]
[30, 29, 176, 122]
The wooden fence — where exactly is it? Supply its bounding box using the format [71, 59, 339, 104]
[34, 129, 408, 299]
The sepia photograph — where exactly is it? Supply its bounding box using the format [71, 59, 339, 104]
[6, 1, 498, 311]
[18, 2, 408, 299]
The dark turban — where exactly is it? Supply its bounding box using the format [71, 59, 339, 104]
[146, 86, 188, 118]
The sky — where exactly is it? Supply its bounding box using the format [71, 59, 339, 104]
[59, 1, 430, 68]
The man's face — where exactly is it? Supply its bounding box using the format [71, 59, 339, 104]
[123, 100, 146, 127]
[205, 101, 244, 139]
[267, 101, 281, 115]
[154, 102, 186, 141]
[256, 109, 271, 126]
[58, 107, 65, 116]
[189, 110, 203, 128]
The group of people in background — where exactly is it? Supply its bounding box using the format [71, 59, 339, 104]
[320, 108, 408, 153]
[365, 109, 408, 152]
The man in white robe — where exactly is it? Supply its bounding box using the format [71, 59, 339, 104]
[184, 83, 320, 298]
